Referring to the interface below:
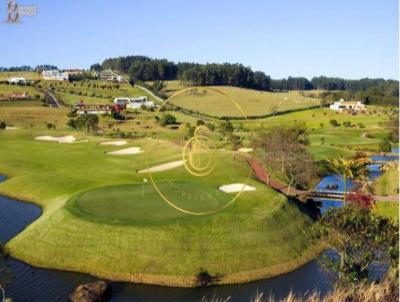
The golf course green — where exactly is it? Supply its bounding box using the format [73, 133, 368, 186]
[67, 181, 230, 225]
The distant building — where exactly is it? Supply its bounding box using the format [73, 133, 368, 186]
[42, 70, 69, 81]
[0, 92, 30, 101]
[7, 77, 27, 84]
[99, 70, 124, 82]
[75, 103, 113, 115]
[62, 69, 84, 75]
[330, 99, 366, 113]
[113, 96, 154, 110]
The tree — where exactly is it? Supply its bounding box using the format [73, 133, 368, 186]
[379, 137, 392, 152]
[70, 115, 99, 132]
[387, 113, 399, 143]
[228, 133, 241, 160]
[220, 120, 233, 136]
[0, 122, 6, 129]
[257, 125, 316, 189]
[315, 206, 398, 286]
[326, 156, 370, 205]
[159, 113, 176, 127]
[329, 119, 339, 127]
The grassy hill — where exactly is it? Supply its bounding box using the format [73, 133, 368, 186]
[0, 130, 319, 286]
[163, 84, 321, 118]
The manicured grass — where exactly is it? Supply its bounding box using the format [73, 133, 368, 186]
[67, 181, 229, 225]
[167, 86, 320, 118]
[374, 202, 399, 221]
[373, 163, 399, 196]
[0, 131, 318, 286]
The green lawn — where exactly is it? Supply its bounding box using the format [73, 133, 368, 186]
[373, 163, 399, 196]
[374, 202, 399, 221]
[0, 130, 318, 286]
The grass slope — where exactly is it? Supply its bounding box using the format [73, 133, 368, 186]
[0, 131, 318, 286]
[167, 86, 320, 118]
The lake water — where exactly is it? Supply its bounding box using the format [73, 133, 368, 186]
[314, 153, 398, 214]
[0, 176, 332, 302]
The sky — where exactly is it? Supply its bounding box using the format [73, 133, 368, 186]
[0, 0, 398, 79]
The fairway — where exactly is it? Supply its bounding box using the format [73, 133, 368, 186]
[67, 182, 229, 225]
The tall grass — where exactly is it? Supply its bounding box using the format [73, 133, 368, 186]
[204, 279, 399, 302]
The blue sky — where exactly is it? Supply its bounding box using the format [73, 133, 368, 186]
[0, 0, 398, 79]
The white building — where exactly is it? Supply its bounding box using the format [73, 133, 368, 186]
[125, 96, 155, 110]
[329, 99, 366, 113]
[42, 70, 69, 81]
[8, 77, 27, 84]
[99, 70, 124, 82]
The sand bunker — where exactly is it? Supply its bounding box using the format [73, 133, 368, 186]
[138, 160, 185, 173]
[219, 183, 256, 193]
[100, 140, 127, 146]
[5, 126, 19, 130]
[108, 147, 143, 155]
[238, 148, 253, 153]
[35, 135, 77, 144]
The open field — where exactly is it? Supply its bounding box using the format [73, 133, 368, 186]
[166, 86, 321, 118]
[0, 130, 318, 286]
[0, 71, 41, 81]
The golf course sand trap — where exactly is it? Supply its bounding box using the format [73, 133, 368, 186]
[35, 135, 77, 144]
[238, 148, 253, 153]
[108, 147, 143, 155]
[5, 126, 19, 130]
[219, 183, 256, 193]
[138, 160, 185, 173]
[100, 140, 127, 146]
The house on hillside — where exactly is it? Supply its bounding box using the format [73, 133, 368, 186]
[42, 70, 69, 81]
[99, 70, 124, 82]
[329, 99, 366, 113]
[0, 92, 30, 101]
[75, 103, 114, 115]
[7, 77, 27, 84]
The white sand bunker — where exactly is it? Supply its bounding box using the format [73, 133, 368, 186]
[100, 140, 127, 146]
[219, 183, 256, 193]
[138, 160, 185, 173]
[108, 147, 143, 155]
[35, 135, 77, 144]
[5, 126, 19, 130]
[238, 148, 253, 153]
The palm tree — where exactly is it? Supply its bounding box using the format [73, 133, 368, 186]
[327, 156, 370, 205]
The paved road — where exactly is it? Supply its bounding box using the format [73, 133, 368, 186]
[44, 90, 61, 108]
[135, 85, 164, 104]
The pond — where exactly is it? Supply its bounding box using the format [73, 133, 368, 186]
[314, 153, 398, 214]
[0, 175, 333, 302]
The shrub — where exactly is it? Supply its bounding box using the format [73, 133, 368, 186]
[358, 123, 365, 128]
[159, 114, 176, 127]
[0, 121, 6, 129]
[329, 119, 339, 127]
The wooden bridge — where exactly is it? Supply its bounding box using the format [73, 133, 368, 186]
[245, 157, 398, 202]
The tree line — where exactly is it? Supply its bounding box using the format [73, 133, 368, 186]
[0, 65, 58, 72]
[91, 55, 398, 96]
